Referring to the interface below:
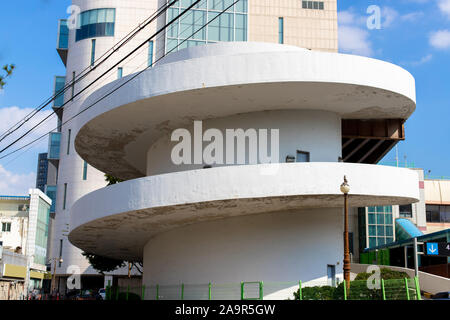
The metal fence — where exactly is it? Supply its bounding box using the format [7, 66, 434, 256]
[105, 277, 421, 301]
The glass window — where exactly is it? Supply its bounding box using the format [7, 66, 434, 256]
[235, 14, 247, 41]
[67, 129, 71, 155]
[58, 19, 69, 49]
[377, 226, 385, 236]
[2, 222, 11, 232]
[385, 226, 393, 237]
[48, 132, 61, 160]
[83, 161, 88, 180]
[426, 204, 444, 223]
[296, 151, 310, 162]
[368, 225, 376, 237]
[98, 9, 107, 23]
[385, 213, 392, 225]
[46, 185, 57, 213]
[76, 8, 116, 41]
[117, 67, 123, 79]
[278, 17, 284, 44]
[148, 41, 154, 67]
[399, 204, 412, 218]
[53, 76, 66, 107]
[364, 205, 395, 249]
[376, 213, 384, 224]
[63, 183, 67, 210]
[91, 39, 96, 66]
[167, 0, 247, 53]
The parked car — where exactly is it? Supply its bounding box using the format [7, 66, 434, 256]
[65, 289, 81, 300]
[76, 289, 97, 300]
[98, 288, 106, 300]
[431, 291, 450, 300]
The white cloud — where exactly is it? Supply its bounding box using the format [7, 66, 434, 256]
[0, 164, 35, 196]
[382, 7, 399, 28]
[339, 26, 373, 56]
[404, 53, 433, 66]
[0, 106, 56, 152]
[338, 10, 373, 56]
[400, 11, 424, 22]
[438, 0, 450, 18]
[429, 29, 450, 49]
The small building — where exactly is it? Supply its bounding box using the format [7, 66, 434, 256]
[35, 153, 48, 193]
[0, 189, 52, 297]
[424, 179, 450, 233]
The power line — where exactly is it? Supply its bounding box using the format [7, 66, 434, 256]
[0, 0, 242, 162]
[0, 1, 207, 162]
[0, 0, 201, 155]
[0, 0, 179, 143]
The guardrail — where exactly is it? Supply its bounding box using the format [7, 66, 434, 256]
[105, 277, 421, 301]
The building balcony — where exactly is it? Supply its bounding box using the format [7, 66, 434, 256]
[52, 76, 65, 110]
[68, 162, 420, 261]
[47, 132, 61, 161]
[56, 19, 68, 66]
[45, 185, 57, 214]
[72, 42, 416, 180]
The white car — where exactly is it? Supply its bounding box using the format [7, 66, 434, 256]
[98, 288, 106, 300]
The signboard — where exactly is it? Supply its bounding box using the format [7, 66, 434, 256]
[425, 242, 450, 256]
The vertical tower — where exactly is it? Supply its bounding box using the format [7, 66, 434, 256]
[50, 0, 159, 291]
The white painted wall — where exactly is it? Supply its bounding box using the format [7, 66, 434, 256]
[146, 110, 341, 175]
[143, 208, 345, 298]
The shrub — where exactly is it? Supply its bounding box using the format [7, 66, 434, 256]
[293, 286, 337, 300]
[116, 292, 141, 301]
[354, 268, 409, 281]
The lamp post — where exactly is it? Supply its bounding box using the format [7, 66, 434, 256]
[50, 257, 63, 298]
[340, 176, 351, 290]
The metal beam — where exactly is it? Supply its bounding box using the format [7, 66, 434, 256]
[343, 139, 370, 162]
[342, 138, 355, 149]
[357, 140, 384, 163]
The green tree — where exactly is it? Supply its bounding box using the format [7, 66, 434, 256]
[105, 173, 123, 185]
[0, 64, 15, 89]
[82, 252, 126, 275]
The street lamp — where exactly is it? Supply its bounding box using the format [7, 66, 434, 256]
[340, 176, 351, 290]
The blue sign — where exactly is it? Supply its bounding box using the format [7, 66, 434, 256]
[426, 242, 439, 255]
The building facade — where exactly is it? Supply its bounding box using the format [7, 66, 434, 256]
[35, 153, 48, 193]
[424, 178, 450, 233]
[0, 189, 52, 297]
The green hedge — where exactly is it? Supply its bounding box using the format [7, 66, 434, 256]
[354, 268, 409, 281]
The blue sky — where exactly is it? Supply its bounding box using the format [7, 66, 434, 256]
[0, 0, 449, 195]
